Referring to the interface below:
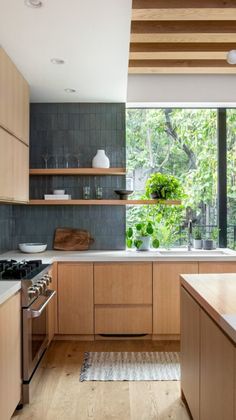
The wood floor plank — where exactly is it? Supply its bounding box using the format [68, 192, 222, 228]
[12, 340, 189, 420]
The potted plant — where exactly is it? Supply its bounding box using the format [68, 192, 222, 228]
[193, 227, 202, 249]
[203, 227, 219, 250]
[126, 221, 160, 251]
[145, 172, 183, 200]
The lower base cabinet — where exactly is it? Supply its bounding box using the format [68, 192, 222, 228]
[0, 292, 21, 420]
[181, 286, 235, 420]
[58, 263, 94, 335]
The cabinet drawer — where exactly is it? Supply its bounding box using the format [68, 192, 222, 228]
[94, 263, 152, 304]
[95, 305, 152, 334]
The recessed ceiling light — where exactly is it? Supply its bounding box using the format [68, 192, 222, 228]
[25, 0, 43, 8]
[227, 50, 236, 65]
[51, 58, 65, 65]
[64, 88, 76, 93]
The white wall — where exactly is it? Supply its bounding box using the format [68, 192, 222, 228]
[127, 74, 236, 106]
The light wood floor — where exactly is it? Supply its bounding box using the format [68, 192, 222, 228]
[13, 340, 190, 420]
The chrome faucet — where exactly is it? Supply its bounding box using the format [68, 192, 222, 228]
[187, 219, 193, 251]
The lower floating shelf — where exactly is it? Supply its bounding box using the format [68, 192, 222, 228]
[28, 199, 181, 206]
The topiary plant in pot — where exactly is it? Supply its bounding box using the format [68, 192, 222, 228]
[126, 221, 160, 251]
[193, 227, 202, 249]
[145, 172, 182, 200]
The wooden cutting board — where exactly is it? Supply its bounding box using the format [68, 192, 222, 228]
[53, 228, 94, 251]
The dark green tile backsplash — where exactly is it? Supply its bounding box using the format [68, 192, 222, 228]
[0, 103, 126, 251]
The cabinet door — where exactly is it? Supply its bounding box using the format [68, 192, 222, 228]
[58, 263, 94, 335]
[94, 262, 152, 304]
[13, 138, 29, 202]
[153, 262, 198, 335]
[47, 264, 57, 343]
[0, 47, 29, 144]
[95, 305, 152, 334]
[0, 127, 14, 201]
[180, 287, 200, 420]
[200, 309, 234, 420]
[199, 262, 236, 274]
[0, 292, 21, 420]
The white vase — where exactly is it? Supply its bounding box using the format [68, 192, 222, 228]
[92, 149, 110, 168]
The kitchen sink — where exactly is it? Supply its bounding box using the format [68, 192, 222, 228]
[158, 249, 230, 257]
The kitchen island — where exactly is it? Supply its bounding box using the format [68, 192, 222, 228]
[181, 273, 236, 420]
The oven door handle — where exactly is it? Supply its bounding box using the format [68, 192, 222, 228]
[29, 290, 56, 318]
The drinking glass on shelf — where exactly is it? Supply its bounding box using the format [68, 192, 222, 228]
[42, 152, 51, 168]
[65, 153, 71, 169]
[74, 154, 80, 168]
[83, 186, 91, 200]
[95, 186, 103, 200]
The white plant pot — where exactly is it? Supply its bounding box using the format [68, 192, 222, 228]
[193, 239, 202, 249]
[92, 149, 110, 168]
[136, 236, 151, 251]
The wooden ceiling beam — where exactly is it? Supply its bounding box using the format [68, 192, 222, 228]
[132, 0, 236, 9]
[128, 66, 236, 74]
[131, 21, 236, 33]
[131, 34, 236, 43]
[129, 59, 234, 68]
[129, 51, 227, 60]
[132, 8, 236, 21]
[130, 42, 236, 52]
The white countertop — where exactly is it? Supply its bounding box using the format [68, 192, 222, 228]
[0, 281, 21, 306]
[1, 248, 236, 263]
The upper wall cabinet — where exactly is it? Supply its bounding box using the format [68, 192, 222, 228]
[0, 47, 29, 145]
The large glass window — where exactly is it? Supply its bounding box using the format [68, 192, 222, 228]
[126, 108, 218, 248]
[227, 109, 236, 249]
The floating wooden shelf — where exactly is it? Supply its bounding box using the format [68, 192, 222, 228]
[28, 199, 181, 206]
[29, 168, 126, 176]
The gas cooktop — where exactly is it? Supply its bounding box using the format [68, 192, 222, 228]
[0, 259, 48, 280]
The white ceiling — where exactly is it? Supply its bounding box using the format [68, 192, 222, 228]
[0, 0, 132, 102]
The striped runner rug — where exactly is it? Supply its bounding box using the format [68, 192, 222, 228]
[80, 352, 180, 381]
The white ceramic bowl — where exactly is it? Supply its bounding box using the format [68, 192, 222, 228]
[53, 189, 65, 195]
[18, 243, 47, 253]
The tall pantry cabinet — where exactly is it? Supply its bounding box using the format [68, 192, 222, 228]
[0, 47, 29, 203]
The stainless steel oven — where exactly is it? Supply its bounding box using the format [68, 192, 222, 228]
[23, 289, 55, 387]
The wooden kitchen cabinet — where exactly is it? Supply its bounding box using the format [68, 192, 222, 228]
[181, 287, 200, 420]
[0, 127, 29, 203]
[94, 262, 152, 304]
[0, 292, 21, 419]
[58, 263, 94, 335]
[199, 261, 236, 274]
[0, 47, 29, 145]
[94, 263, 152, 335]
[153, 262, 198, 337]
[200, 309, 234, 420]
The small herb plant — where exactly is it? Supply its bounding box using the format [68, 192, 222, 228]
[145, 172, 183, 200]
[210, 227, 219, 241]
[193, 227, 202, 240]
[126, 221, 160, 250]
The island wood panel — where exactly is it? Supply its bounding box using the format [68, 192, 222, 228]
[199, 261, 236, 274]
[132, 8, 236, 21]
[0, 292, 21, 420]
[180, 287, 200, 420]
[94, 262, 152, 304]
[58, 263, 94, 335]
[0, 47, 29, 145]
[200, 309, 235, 420]
[95, 305, 153, 335]
[153, 262, 198, 335]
